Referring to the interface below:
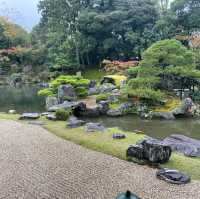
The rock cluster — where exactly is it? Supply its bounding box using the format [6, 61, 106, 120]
[162, 134, 200, 157]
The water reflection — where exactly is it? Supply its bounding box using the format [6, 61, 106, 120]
[0, 85, 45, 113]
[84, 116, 200, 140]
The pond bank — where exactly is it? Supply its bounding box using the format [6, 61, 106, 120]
[0, 113, 200, 181]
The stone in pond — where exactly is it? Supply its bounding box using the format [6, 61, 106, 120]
[46, 114, 56, 121]
[8, 110, 16, 114]
[85, 122, 106, 132]
[112, 133, 126, 139]
[162, 134, 200, 157]
[156, 168, 191, 184]
[133, 130, 144, 134]
[107, 109, 123, 117]
[127, 138, 171, 164]
[67, 116, 85, 128]
[19, 113, 40, 120]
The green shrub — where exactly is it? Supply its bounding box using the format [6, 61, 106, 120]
[96, 93, 110, 102]
[75, 87, 88, 97]
[55, 109, 71, 121]
[38, 88, 54, 97]
[50, 75, 90, 91]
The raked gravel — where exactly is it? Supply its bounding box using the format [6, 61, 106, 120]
[0, 120, 200, 199]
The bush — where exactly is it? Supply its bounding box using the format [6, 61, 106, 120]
[38, 88, 54, 97]
[96, 93, 110, 102]
[55, 109, 71, 121]
[50, 75, 90, 91]
[75, 87, 88, 97]
[123, 87, 165, 104]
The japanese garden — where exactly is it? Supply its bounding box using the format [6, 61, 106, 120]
[1, 0, 200, 198]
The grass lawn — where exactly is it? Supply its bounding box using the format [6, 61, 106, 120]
[0, 113, 200, 180]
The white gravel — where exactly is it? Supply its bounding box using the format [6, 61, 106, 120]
[0, 120, 200, 199]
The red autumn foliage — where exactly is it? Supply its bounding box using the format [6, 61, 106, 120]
[102, 59, 139, 73]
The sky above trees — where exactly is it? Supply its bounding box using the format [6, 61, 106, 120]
[0, 0, 40, 31]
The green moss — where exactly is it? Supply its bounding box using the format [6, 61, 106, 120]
[165, 153, 200, 180]
[109, 102, 120, 109]
[96, 93, 110, 102]
[154, 99, 181, 112]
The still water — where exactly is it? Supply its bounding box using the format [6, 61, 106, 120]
[0, 85, 45, 113]
[84, 116, 200, 140]
[0, 85, 200, 140]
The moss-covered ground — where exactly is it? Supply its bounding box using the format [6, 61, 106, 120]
[0, 113, 200, 180]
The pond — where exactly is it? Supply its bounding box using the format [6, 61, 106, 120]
[84, 116, 200, 140]
[0, 85, 45, 113]
[1, 85, 200, 140]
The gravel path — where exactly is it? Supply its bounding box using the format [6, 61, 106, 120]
[0, 120, 200, 199]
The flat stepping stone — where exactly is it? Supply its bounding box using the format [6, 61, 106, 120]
[19, 113, 40, 120]
[67, 116, 85, 128]
[112, 133, 126, 139]
[85, 122, 106, 132]
[156, 168, 191, 184]
[28, 121, 45, 126]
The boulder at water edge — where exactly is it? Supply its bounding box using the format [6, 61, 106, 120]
[156, 168, 190, 184]
[58, 84, 76, 103]
[85, 123, 106, 132]
[172, 98, 197, 117]
[67, 116, 85, 128]
[162, 134, 200, 157]
[127, 138, 172, 164]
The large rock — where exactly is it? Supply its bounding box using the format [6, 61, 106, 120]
[73, 101, 109, 117]
[127, 138, 172, 164]
[150, 112, 175, 120]
[19, 113, 40, 120]
[162, 134, 200, 157]
[67, 116, 85, 128]
[156, 168, 191, 185]
[89, 80, 96, 88]
[172, 98, 197, 117]
[107, 109, 122, 117]
[88, 87, 100, 95]
[58, 84, 76, 103]
[48, 101, 80, 112]
[107, 103, 133, 117]
[99, 83, 116, 93]
[85, 123, 106, 132]
[46, 96, 58, 110]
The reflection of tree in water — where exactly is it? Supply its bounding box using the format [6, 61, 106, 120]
[0, 85, 45, 113]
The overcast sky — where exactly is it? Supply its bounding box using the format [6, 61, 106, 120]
[0, 0, 40, 31]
